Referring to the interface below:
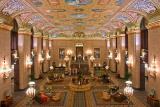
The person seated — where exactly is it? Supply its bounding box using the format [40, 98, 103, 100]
[35, 92, 48, 104]
[112, 92, 127, 103]
[100, 74, 110, 83]
[40, 92, 48, 103]
[51, 92, 61, 101]
[102, 91, 111, 101]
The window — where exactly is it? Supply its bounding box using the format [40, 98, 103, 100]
[59, 48, 65, 59]
[94, 48, 100, 59]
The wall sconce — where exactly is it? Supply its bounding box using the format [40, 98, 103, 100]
[12, 50, 19, 60]
[64, 56, 70, 62]
[125, 50, 128, 56]
[140, 49, 148, 63]
[67, 49, 73, 57]
[126, 57, 133, 69]
[12, 50, 19, 65]
[108, 50, 113, 59]
[46, 52, 51, 60]
[26, 56, 33, 69]
[115, 51, 120, 63]
[0, 57, 12, 79]
[145, 56, 157, 79]
[31, 49, 36, 58]
[64, 55, 69, 67]
[90, 55, 95, 62]
[39, 54, 44, 63]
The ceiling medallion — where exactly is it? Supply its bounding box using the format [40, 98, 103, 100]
[70, 13, 87, 19]
[32, 0, 43, 7]
[75, 8, 84, 12]
[92, 8, 106, 12]
[73, 32, 85, 38]
[65, 0, 92, 6]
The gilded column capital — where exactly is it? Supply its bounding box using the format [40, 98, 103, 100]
[127, 27, 140, 35]
[117, 33, 125, 37]
[110, 35, 116, 39]
[43, 36, 49, 40]
[34, 32, 42, 38]
[18, 28, 32, 36]
[0, 23, 13, 31]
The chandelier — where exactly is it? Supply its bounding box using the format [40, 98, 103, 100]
[0, 57, 12, 79]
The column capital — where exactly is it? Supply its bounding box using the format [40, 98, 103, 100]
[34, 32, 42, 38]
[127, 27, 140, 35]
[110, 35, 117, 39]
[43, 36, 49, 40]
[18, 28, 32, 36]
[117, 33, 125, 37]
[0, 23, 13, 31]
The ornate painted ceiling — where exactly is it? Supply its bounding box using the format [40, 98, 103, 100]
[0, 0, 160, 38]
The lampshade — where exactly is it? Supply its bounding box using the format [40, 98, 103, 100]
[26, 87, 36, 98]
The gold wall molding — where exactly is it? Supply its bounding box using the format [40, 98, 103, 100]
[33, 32, 42, 38]
[0, 23, 13, 31]
[18, 28, 32, 36]
[147, 20, 160, 30]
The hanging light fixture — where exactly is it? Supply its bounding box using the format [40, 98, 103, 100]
[26, 56, 33, 69]
[0, 57, 12, 79]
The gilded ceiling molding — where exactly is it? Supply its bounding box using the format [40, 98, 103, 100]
[147, 20, 160, 29]
[0, 0, 10, 11]
[0, 23, 13, 31]
[18, 27, 32, 36]
[11, 11, 37, 19]
[150, 0, 160, 9]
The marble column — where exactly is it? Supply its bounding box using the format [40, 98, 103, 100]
[43, 36, 49, 73]
[117, 34, 126, 78]
[33, 32, 42, 79]
[18, 28, 31, 89]
[128, 28, 141, 89]
[106, 38, 110, 68]
[49, 39, 53, 67]
[0, 23, 12, 101]
[147, 21, 160, 98]
[110, 36, 116, 72]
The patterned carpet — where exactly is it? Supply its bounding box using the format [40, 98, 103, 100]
[32, 91, 67, 107]
[73, 92, 86, 107]
[92, 88, 134, 107]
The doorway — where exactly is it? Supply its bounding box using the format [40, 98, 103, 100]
[140, 18, 148, 90]
[125, 27, 129, 80]
[11, 19, 19, 91]
[30, 28, 35, 80]
[76, 46, 83, 62]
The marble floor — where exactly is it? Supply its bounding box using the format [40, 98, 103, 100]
[12, 73, 149, 107]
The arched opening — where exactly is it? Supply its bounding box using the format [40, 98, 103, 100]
[11, 19, 19, 91]
[30, 28, 35, 80]
[140, 17, 148, 90]
[115, 35, 118, 73]
[125, 27, 129, 79]
[41, 33, 44, 73]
